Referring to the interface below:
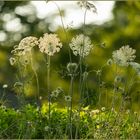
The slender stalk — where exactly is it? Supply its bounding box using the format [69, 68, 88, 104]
[97, 73, 101, 107]
[30, 52, 39, 103]
[47, 55, 51, 137]
[75, 8, 88, 139]
[17, 60, 25, 106]
[111, 64, 118, 109]
[69, 75, 74, 139]
[47, 0, 72, 62]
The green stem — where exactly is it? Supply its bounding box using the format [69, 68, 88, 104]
[75, 8, 88, 139]
[17, 60, 25, 106]
[111, 64, 118, 109]
[47, 55, 51, 137]
[69, 75, 74, 139]
[98, 74, 101, 107]
[30, 52, 39, 103]
[47, 0, 72, 62]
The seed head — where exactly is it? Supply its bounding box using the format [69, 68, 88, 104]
[39, 33, 62, 56]
[69, 34, 93, 57]
[112, 45, 136, 67]
[67, 62, 78, 75]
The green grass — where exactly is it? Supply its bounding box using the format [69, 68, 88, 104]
[0, 104, 139, 139]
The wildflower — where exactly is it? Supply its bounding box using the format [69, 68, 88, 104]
[90, 109, 100, 116]
[51, 87, 64, 98]
[100, 42, 106, 48]
[112, 45, 136, 66]
[3, 84, 8, 88]
[67, 62, 78, 75]
[77, 0, 97, 13]
[107, 58, 113, 66]
[27, 121, 32, 127]
[44, 126, 49, 131]
[9, 57, 16, 65]
[39, 33, 62, 56]
[65, 96, 72, 102]
[14, 82, 23, 87]
[12, 36, 38, 56]
[126, 109, 130, 114]
[134, 112, 138, 116]
[18, 55, 30, 66]
[39, 96, 42, 100]
[114, 75, 122, 83]
[101, 107, 106, 112]
[83, 71, 89, 80]
[69, 34, 93, 57]
[96, 70, 102, 76]
[130, 62, 140, 76]
[16, 110, 20, 113]
[1, 105, 6, 109]
[56, 87, 64, 94]
[51, 90, 59, 98]
[99, 81, 106, 88]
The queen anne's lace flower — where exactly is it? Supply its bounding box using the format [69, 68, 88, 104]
[130, 62, 140, 76]
[11, 36, 38, 56]
[112, 45, 136, 66]
[9, 57, 16, 65]
[64, 96, 72, 102]
[38, 33, 62, 56]
[77, 0, 97, 13]
[69, 34, 93, 57]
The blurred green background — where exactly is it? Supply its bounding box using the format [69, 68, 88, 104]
[0, 1, 140, 110]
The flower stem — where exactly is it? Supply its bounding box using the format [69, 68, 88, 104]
[47, 1, 72, 63]
[75, 8, 88, 139]
[47, 55, 51, 138]
[69, 75, 74, 139]
[30, 52, 40, 104]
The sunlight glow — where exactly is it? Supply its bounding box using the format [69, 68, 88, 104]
[31, 1, 114, 29]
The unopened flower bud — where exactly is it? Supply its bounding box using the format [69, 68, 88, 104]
[3, 84, 8, 88]
[67, 63, 78, 75]
[107, 59, 113, 66]
[14, 82, 23, 87]
[114, 75, 122, 83]
[83, 71, 89, 80]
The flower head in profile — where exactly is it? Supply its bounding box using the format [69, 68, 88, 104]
[112, 45, 136, 66]
[39, 33, 62, 56]
[9, 57, 16, 65]
[51, 87, 64, 98]
[11, 36, 38, 56]
[77, 0, 97, 13]
[130, 62, 140, 76]
[64, 96, 72, 102]
[69, 34, 93, 57]
[3, 84, 8, 89]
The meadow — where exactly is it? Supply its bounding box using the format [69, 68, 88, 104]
[0, 1, 140, 139]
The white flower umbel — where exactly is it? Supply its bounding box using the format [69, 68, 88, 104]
[38, 33, 62, 56]
[11, 36, 38, 56]
[69, 34, 93, 57]
[9, 57, 16, 65]
[112, 45, 136, 66]
[130, 62, 140, 76]
[77, 0, 97, 13]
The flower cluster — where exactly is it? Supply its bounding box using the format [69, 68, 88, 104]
[67, 62, 78, 75]
[38, 33, 62, 56]
[65, 96, 72, 102]
[51, 87, 64, 98]
[69, 34, 93, 57]
[77, 0, 97, 13]
[130, 62, 140, 76]
[112, 45, 136, 66]
[11, 36, 38, 56]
